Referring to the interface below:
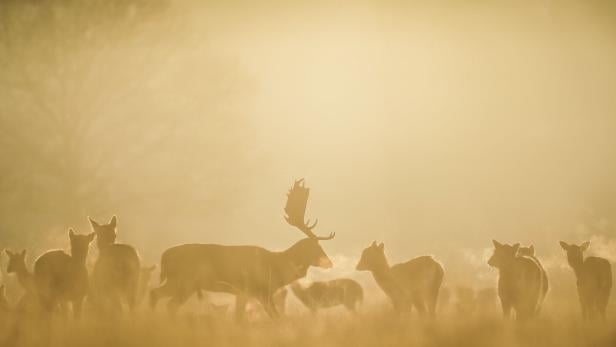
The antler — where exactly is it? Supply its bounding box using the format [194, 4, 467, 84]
[284, 179, 335, 241]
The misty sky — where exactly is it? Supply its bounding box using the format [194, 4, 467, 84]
[1, 1, 616, 274]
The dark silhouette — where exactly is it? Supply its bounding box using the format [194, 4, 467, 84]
[34, 229, 95, 318]
[356, 242, 444, 316]
[149, 179, 335, 319]
[89, 216, 141, 313]
[488, 240, 543, 320]
[4, 249, 38, 312]
[290, 279, 363, 313]
[559, 241, 612, 320]
[517, 245, 549, 311]
[0, 284, 8, 312]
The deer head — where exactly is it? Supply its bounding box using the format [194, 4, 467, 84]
[487, 240, 519, 269]
[356, 241, 386, 271]
[284, 179, 334, 269]
[89, 215, 118, 249]
[517, 245, 535, 257]
[559, 241, 590, 268]
[5, 249, 27, 274]
[68, 229, 95, 262]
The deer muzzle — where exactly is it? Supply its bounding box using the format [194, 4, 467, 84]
[318, 256, 333, 269]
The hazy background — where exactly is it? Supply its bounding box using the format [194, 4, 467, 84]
[1, 0, 616, 294]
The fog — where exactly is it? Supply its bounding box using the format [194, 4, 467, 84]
[1, 0, 616, 288]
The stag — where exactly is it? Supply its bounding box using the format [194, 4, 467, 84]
[4, 249, 38, 313]
[356, 242, 444, 317]
[488, 241, 543, 320]
[89, 216, 141, 313]
[150, 179, 335, 318]
[559, 241, 612, 320]
[290, 278, 363, 313]
[34, 229, 95, 318]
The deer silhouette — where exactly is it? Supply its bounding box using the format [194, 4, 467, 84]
[488, 240, 543, 320]
[290, 278, 363, 313]
[150, 179, 336, 319]
[34, 229, 94, 318]
[517, 245, 549, 311]
[4, 249, 38, 313]
[89, 216, 141, 314]
[356, 242, 444, 316]
[559, 241, 612, 320]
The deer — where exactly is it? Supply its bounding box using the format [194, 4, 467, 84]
[89, 216, 141, 313]
[4, 249, 38, 313]
[487, 240, 543, 320]
[517, 245, 549, 310]
[150, 179, 336, 319]
[356, 241, 444, 317]
[289, 278, 363, 313]
[559, 241, 612, 320]
[34, 229, 95, 318]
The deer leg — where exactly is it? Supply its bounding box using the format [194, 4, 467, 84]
[260, 296, 280, 320]
[500, 300, 512, 319]
[150, 283, 173, 310]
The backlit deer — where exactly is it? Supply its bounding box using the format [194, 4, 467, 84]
[488, 240, 543, 320]
[34, 229, 95, 318]
[290, 278, 363, 313]
[356, 242, 444, 316]
[150, 179, 335, 319]
[559, 241, 612, 320]
[517, 245, 549, 309]
[5, 249, 38, 312]
[89, 216, 141, 313]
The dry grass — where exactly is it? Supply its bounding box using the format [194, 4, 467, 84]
[1, 305, 615, 347]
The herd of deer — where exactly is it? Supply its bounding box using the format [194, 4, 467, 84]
[0, 180, 613, 322]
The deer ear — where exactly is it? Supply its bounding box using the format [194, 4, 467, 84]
[529, 245, 535, 255]
[69, 229, 75, 238]
[580, 241, 590, 251]
[88, 217, 99, 228]
[4, 249, 12, 257]
[109, 216, 117, 228]
[20, 249, 26, 258]
[492, 240, 502, 248]
[377, 243, 384, 252]
[559, 241, 569, 251]
[512, 243, 520, 253]
[371, 241, 377, 247]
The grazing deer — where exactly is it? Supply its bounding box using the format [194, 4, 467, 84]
[517, 245, 549, 309]
[488, 240, 543, 320]
[290, 278, 363, 313]
[4, 249, 38, 312]
[559, 241, 612, 320]
[34, 229, 95, 318]
[356, 242, 444, 316]
[150, 179, 335, 319]
[89, 216, 141, 313]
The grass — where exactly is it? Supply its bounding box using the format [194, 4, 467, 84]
[1, 305, 615, 347]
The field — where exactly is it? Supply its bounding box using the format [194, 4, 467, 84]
[1, 300, 615, 347]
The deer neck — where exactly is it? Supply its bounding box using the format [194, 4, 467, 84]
[71, 249, 89, 266]
[276, 248, 311, 286]
[369, 259, 398, 295]
[569, 259, 584, 278]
